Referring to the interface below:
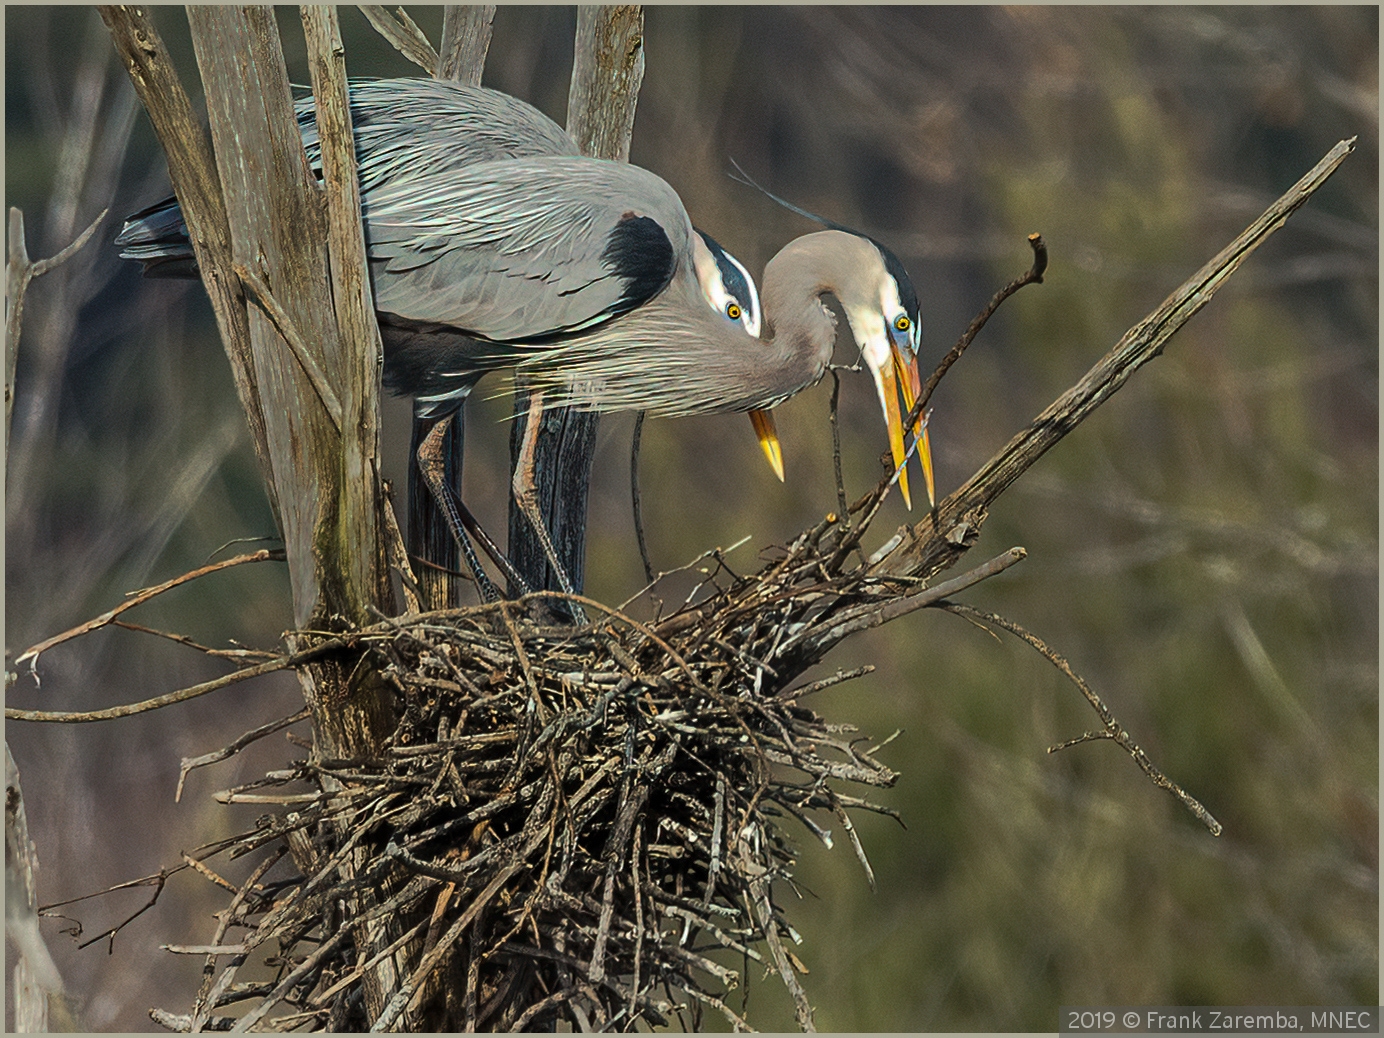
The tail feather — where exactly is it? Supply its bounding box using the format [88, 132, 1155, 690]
[114, 196, 197, 278]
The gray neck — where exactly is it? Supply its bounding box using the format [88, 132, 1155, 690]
[760, 230, 880, 385]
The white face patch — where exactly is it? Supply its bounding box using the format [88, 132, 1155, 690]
[691, 233, 762, 338]
[879, 276, 919, 350]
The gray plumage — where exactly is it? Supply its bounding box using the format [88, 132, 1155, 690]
[363, 156, 691, 344]
[296, 77, 581, 193]
[116, 79, 765, 420]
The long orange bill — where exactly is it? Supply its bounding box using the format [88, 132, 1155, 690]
[876, 361, 913, 510]
[892, 345, 935, 509]
[748, 408, 785, 482]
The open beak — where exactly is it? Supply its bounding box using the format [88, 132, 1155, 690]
[892, 345, 935, 510]
[748, 408, 785, 482]
[874, 361, 914, 510]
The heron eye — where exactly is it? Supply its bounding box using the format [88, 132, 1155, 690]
[894, 314, 911, 332]
[726, 302, 742, 321]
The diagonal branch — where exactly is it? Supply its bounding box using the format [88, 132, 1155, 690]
[356, 6, 439, 74]
[881, 136, 1357, 582]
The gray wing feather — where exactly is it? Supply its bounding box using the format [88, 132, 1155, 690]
[296, 79, 579, 195]
[363, 156, 692, 343]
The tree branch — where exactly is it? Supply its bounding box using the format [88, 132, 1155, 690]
[881, 137, 1357, 582]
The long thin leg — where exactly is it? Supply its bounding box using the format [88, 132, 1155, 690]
[513, 390, 587, 623]
[416, 414, 531, 601]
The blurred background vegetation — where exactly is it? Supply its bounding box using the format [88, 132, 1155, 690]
[5, 6, 1376, 1031]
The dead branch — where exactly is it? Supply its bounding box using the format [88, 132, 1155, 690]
[7, 640, 345, 725]
[176, 709, 312, 801]
[881, 136, 1358, 582]
[14, 549, 280, 671]
[6, 205, 107, 451]
[941, 602, 1223, 835]
[356, 6, 439, 74]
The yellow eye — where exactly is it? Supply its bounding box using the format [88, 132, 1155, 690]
[726, 302, 742, 321]
[894, 314, 911, 332]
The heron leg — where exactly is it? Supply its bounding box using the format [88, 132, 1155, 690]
[416, 414, 531, 601]
[513, 390, 588, 624]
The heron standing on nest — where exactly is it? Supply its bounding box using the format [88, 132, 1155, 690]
[116, 79, 933, 615]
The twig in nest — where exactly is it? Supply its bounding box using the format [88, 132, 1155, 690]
[940, 601, 1222, 836]
[789, 546, 1026, 661]
[748, 874, 815, 1031]
[190, 846, 287, 1032]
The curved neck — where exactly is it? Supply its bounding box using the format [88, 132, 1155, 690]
[761, 229, 880, 367]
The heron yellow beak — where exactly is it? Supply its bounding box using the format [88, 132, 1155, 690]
[748, 408, 785, 482]
[876, 362, 913, 511]
[892, 344, 935, 510]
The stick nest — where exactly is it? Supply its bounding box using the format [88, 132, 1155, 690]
[174, 503, 921, 1033]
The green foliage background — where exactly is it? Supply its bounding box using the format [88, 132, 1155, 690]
[6, 6, 1376, 1031]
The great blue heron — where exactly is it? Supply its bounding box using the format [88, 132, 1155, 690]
[116, 79, 931, 611]
[117, 79, 765, 602]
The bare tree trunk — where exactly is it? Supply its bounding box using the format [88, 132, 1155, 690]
[102, 2, 402, 1021]
[508, 5, 645, 607]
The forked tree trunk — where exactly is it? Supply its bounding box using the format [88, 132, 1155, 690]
[102, 3, 647, 1026]
[102, 2, 403, 1022]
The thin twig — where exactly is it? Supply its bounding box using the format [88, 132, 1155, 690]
[176, 709, 312, 801]
[630, 411, 655, 585]
[7, 205, 108, 451]
[941, 602, 1223, 836]
[911, 233, 1047, 434]
[110, 620, 278, 662]
[827, 370, 849, 525]
[14, 549, 281, 669]
[8, 642, 345, 724]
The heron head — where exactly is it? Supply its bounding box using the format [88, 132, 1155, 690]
[692, 230, 761, 337]
[836, 236, 934, 511]
[692, 231, 785, 481]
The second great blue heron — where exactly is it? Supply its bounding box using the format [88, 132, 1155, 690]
[116, 80, 932, 609]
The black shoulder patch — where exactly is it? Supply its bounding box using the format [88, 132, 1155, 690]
[601, 215, 676, 316]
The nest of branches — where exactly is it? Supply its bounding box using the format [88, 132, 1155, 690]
[23, 153, 1340, 1025]
[159, 476, 964, 1033]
